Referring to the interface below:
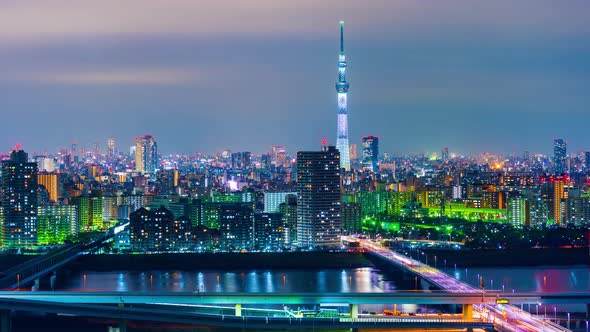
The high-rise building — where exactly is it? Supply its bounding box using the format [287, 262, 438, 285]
[264, 192, 297, 213]
[72, 196, 90, 232]
[1, 150, 38, 249]
[361, 136, 379, 172]
[254, 213, 284, 251]
[349, 144, 358, 160]
[271, 145, 287, 167]
[341, 202, 361, 233]
[37, 205, 78, 245]
[102, 196, 118, 225]
[37, 172, 59, 203]
[169, 216, 192, 252]
[564, 197, 590, 226]
[219, 203, 254, 252]
[261, 154, 272, 169]
[231, 152, 252, 169]
[107, 137, 116, 162]
[135, 135, 158, 173]
[541, 177, 567, 225]
[441, 147, 449, 162]
[279, 194, 297, 248]
[156, 169, 179, 195]
[335, 21, 351, 171]
[553, 138, 567, 174]
[507, 196, 528, 226]
[36, 157, 55, 172]
[130, 207, 175, 252]
[584, 151, 590, 173]
[297, 146, 341, 249]
[553, 179, 566, 225]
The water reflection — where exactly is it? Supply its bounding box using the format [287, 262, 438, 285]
[60, 265, 588, 295]
[444, 265, 588, 293]
[59, 268, 390, 293]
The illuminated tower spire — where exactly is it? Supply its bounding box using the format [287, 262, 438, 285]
[336, 21, 351, 171]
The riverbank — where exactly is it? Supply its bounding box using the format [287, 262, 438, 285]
[422, 247, 589, 267]
[68, 252, 373, 271]
[2, 247, 586, 272]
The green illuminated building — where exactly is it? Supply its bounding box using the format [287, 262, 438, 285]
[37, 205, 78, 245]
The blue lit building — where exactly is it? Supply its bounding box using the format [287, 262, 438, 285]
[361, 136, 379, 172]
[553, 138, 567, 174]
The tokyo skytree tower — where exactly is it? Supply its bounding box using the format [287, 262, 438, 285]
[335, 21, 351, 171]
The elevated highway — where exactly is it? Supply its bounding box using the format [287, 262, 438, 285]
[0, 297, 494, 332]
[0, 225, 123, 290]
[0, 291, 587, 306]
[345, 236, 573, 332]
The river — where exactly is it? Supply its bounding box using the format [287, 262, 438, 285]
[51, 264, 588, 314]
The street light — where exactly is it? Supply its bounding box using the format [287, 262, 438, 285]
[544, 304, 547, 318]
[553, 306, 556, 321]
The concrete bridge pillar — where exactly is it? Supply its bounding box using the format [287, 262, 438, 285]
[0, 310, 11, 332]
[118, 319, 127, 332]
[350, 304, 359, 319]
[34, 271, 57, 290]
[462, 304, 473, 320]
[117, 303, 127, 332]
[235, 303, 242, 317]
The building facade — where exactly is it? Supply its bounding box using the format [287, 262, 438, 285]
[1, 150, 38, 249]
[297, 146, 341, 249]
[361, 136, 379, 172]
[135, 135, 158, 173]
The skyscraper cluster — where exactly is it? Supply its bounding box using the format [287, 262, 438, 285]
[0, 23, 587, 254]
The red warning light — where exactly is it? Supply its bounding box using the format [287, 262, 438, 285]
[321, 139, 327, 145]
[15, 144, 21, 150]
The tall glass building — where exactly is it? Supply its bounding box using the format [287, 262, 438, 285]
[296, 146, 341, 249]
[135, 135, 158, 173]
[361, 136, 379, 172]
[1, 150, 38, 249]
[553, 138, 567, 174]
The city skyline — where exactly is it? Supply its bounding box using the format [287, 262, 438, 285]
[0, 1, 589, 155]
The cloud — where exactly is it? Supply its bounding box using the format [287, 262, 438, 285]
[0, 0, 588, 44]
[24, 68, 195, 85]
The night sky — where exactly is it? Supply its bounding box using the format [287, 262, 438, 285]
[1, 0, 589, 156]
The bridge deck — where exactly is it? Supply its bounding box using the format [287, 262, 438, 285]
[348, 237, 573, 332]
[0, 298, 495, 330]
